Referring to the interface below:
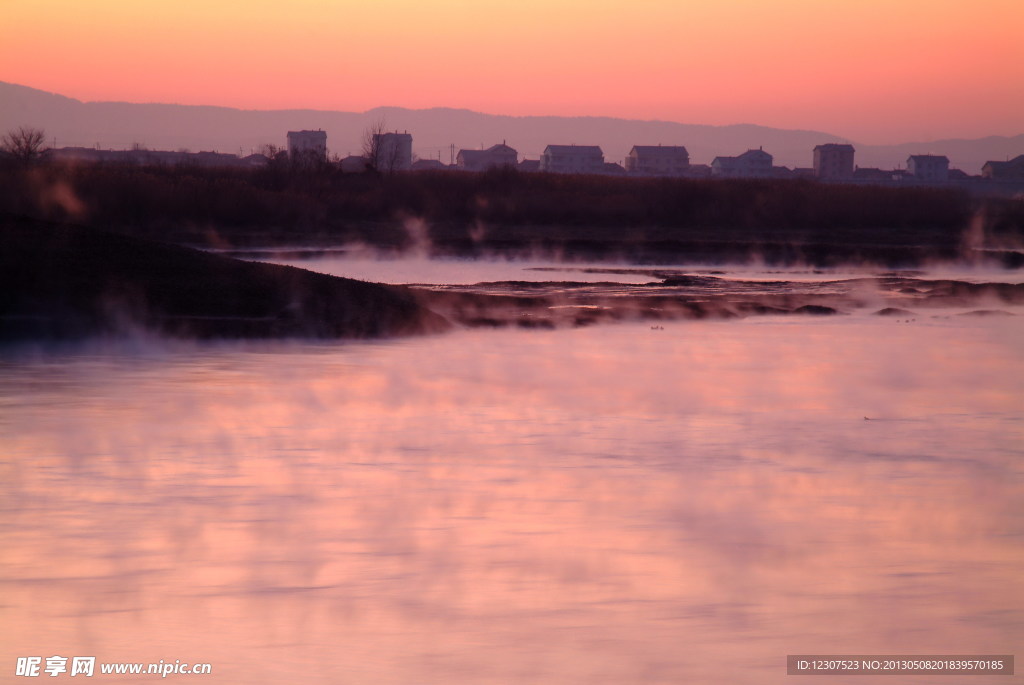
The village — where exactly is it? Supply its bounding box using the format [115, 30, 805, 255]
[41, 126, 1024, 193]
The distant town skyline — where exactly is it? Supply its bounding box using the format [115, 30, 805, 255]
[5, 80, 1024, 175]
[2, 0, 1022, 145]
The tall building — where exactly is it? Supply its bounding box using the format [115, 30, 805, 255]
[286, 130, 327, 163]
[813, 144, 855, 180]
[371, 132, 413, 172]
[907, 154, 949, 182]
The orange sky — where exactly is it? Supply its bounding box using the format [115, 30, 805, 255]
[2, 0, 1022, 143]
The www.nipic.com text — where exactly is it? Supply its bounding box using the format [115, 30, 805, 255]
[15, 657, 212, 678]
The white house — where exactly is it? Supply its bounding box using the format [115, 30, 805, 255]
[711, 148, 773, 178]
[625, 145, 690, 176]
[540, 145, 604, 174]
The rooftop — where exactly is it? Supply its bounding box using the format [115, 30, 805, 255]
[630, 145, 689, 156]
[544, 145, 603, 154]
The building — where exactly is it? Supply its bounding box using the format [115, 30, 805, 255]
[240, 153, 269, 167]
[852, 167, 895, 182]
[624, 145, 690, 176]
[982, 155, 1024, 180]
[411, 159, 447, 171]
[455, 149, 486, 171]
[907, 154, 949, 182]
[682, 164, 712, 179]
[711, 148, 773, 178]
[540, 145, 604, 174]
[771, 166, 795, 179]
[371, 131, 413, 172]
[456, 143, 518, 171]
[518, 159, 540, 172]
[339, 155, 369, 173]
[813, 144, 855, 180]
[286, 130, 327, 164]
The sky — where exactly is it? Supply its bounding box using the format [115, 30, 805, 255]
[1, 0, 1022, 144]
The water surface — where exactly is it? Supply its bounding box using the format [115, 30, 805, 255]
[2, 281, 1022, 684]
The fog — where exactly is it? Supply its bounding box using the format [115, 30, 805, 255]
[255, 253, 1024, 288]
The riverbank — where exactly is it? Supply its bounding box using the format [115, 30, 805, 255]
[3, 162, 1022, 267]
[410, 267, 1024, 329]
[0, 214, 449, 341]
[4, 213, 1022, 341]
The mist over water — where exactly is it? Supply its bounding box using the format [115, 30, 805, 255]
[2, 280, 1023, 683]
[255, 255, 661, 286]
[257, 253, 1024, 287]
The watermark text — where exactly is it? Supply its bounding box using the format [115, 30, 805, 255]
[15, 657, 212, 678]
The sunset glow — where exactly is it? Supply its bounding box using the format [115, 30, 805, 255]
[2, 0, 1022, 143]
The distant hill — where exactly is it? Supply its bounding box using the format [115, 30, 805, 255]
[2, 82, 1022, 173]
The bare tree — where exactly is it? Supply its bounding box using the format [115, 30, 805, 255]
[361, 118, 387, 173]
[255, 143, 290, 182]
[1, 126, 48, 163]
[258, 143, 287, 162]
[362, 121, 411, 174]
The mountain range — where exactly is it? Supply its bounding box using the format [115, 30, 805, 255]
[2, 82, 1022, 174]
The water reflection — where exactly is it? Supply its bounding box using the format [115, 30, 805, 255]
[1, 318, 1022, 684]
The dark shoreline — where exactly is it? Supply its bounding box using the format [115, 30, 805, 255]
[4, 161, 1022, 269]
[0, 214, 450, 342]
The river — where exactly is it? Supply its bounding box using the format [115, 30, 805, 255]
[1, 261, 1022, 684]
